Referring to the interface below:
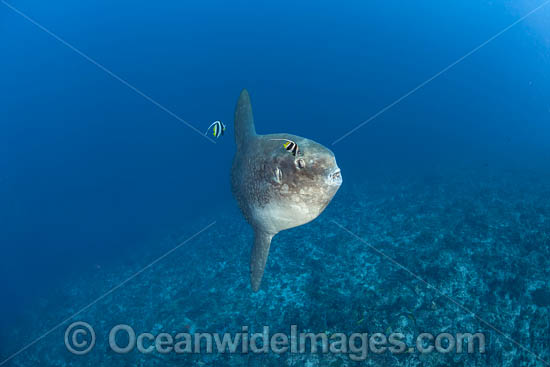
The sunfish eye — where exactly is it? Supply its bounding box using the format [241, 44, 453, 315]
[295, 159, 306, 169]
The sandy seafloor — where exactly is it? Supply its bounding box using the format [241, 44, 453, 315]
[1, 168, 549, 367]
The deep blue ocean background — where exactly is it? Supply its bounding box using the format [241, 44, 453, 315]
[1, 0, 550, 365]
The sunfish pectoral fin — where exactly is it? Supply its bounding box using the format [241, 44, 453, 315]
[234, 89, 257, 150]
[250, 230, 274, 292]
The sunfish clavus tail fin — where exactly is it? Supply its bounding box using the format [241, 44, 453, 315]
[250, 230, 274, 292]
[234, 89, 257, 150]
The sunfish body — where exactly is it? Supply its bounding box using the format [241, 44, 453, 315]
[231, 89, 342, 292]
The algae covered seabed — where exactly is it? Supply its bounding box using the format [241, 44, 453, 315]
[2, 168, 549, 367]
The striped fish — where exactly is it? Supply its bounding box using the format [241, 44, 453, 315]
[270, 139, 300, 156]
[205, 120, 226, 138]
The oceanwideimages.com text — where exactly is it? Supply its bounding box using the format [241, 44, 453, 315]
[65, 322, 486, 361]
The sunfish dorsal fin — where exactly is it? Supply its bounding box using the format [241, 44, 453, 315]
[250, 230, 273, 292]
[234, 89, 257, 150]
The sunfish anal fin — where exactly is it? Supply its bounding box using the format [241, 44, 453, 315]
[250, 230, 274, 292]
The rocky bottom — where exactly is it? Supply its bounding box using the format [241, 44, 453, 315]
[2, 168, 549, 367]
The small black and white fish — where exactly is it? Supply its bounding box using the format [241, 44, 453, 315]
[270, 139, 300, 156]
[205, 120, 226, 138]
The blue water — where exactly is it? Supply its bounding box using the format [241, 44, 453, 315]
[1, 1, 550, 365]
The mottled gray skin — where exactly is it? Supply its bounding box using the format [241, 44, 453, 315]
[231, 89, 342, 292]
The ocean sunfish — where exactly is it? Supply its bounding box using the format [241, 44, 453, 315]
[231, 89, 342, 292]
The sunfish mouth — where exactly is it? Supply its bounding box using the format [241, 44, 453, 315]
[328, 168, 342, 186]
